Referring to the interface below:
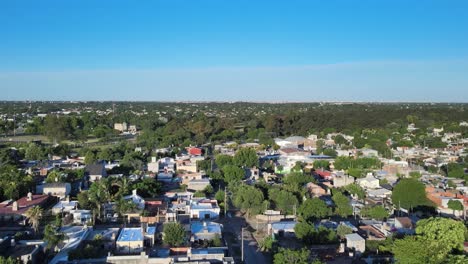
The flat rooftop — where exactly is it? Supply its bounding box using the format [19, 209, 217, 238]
[117, 228, 143, 242]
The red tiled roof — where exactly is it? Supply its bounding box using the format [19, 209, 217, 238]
[0, 195, 49, 215]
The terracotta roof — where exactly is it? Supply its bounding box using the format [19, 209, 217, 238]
[0, 194, 49, 215]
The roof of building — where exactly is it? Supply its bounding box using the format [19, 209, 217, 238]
[191, 221, 222, 234]
[346, 233, 365, 242]
[146, 226, 156, 235]
[43, 182, 70, 188]
[271, 221, 297, 231]
[117, 228, 143, 242]
[0, 194, 50, 215]
[396, 217, 413, 229]
[85, 163, 105, 175]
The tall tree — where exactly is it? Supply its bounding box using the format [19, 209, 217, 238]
[163, 222, 186, 247]
[273, 248, 310, 264]
[233, 148, 258, 168]
[25, 206, 43, 234]
[298, 198, 331, 222]
[391, 178, 432, 210]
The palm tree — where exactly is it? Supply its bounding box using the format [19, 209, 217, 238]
[116, 177, 131, 197]
[25, 206, 43, 234]
[88, 180, 110, 222]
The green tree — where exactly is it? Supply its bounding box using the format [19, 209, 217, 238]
[45, 170, 65, 183]
[233, 148, 258, 168]
[24, 206, 43, 234]
[222, 165, 245, 183]
[25, 143, 45, 161]
[163, 222, 186, 247]
[392, 217, 467, 264]
[214, 189, 225, 203]
[447, 200, 464, 215]
[268, 188, 299, 215]
[44, 223, 65, 251]
[283, 172, 312, 193]
[298, 198, 331, 222]
[273, 248, 310, 264]
[360, 205, 389, 220]
[130, 178, 162, 198]
[336, 224, 353, 239]
[84, 150, 97, 165]
[215, 154, 233, 168]
[0, 256, 20, 264]
[391, 178, 432, 210]
[258, 236, 276, 252]
[332, 191, 352, 217]
[233, 185, 264, 217]
[77, 191, 92, 210]
[88, 180, 110, 221]
[343, 183, 365, 200]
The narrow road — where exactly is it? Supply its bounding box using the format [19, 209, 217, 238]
[221, 211, 269, 264]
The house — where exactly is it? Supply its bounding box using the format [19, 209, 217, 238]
[116, 228, 144, 254]
[176, 159, 198, 173]
[188, 179, 211, 192]
[116, 225, 156, 254]
[366, 188, 392, 198]
[0, 238, 44, 264]
[0, 193, 52, 221]
[268, 221, 297, 237]
[394, 217, 415, 235]
[190, 221, 222, 241]
[189, 198, 220, 220]
[70, 209, 92, 224]
[147, 157, 159, 173]
[358, 225, 387, 240]
[356, 174, 380, 189]
[306, 182, 328, 197]
[178, 172, 204, 185]
[345, 233, 365, 256]
[158, 157, 176, 174]
[187, 147, 203, 156]
[85, 163, 107, 182]
[314, 169, 333, 181]
[359, 148, 379, 157]
[332, 171, 354, 187]
[123, 189, 146, 210]
[51, 200, 78, 215]
[114, 122, 128, 132]
[41, 182, 71, 198]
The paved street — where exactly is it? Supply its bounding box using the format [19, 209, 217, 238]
[220, 211, 270, 264]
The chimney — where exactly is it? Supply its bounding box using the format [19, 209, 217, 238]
[12, 201, 18, 211]
[132, 189, 137, 196]
[27, 192, 33, 201]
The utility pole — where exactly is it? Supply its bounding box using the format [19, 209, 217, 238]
[241, 227, 244, 263]
[224, 187, 227, 216]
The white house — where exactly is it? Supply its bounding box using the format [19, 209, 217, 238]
[70, 209, 92, 224]
[123, 190, 145, 210]
[52, 200, 78, 215]
[356, 174, 380, 189]
[190, 221, 222, 241]
[268, 221, 297, 237]
[345, 233, 365, 256]
[39, 182, 71, 199]
[190, 198, 220, 220]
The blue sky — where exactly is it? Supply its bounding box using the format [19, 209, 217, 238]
[0, 0, 467, 101]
